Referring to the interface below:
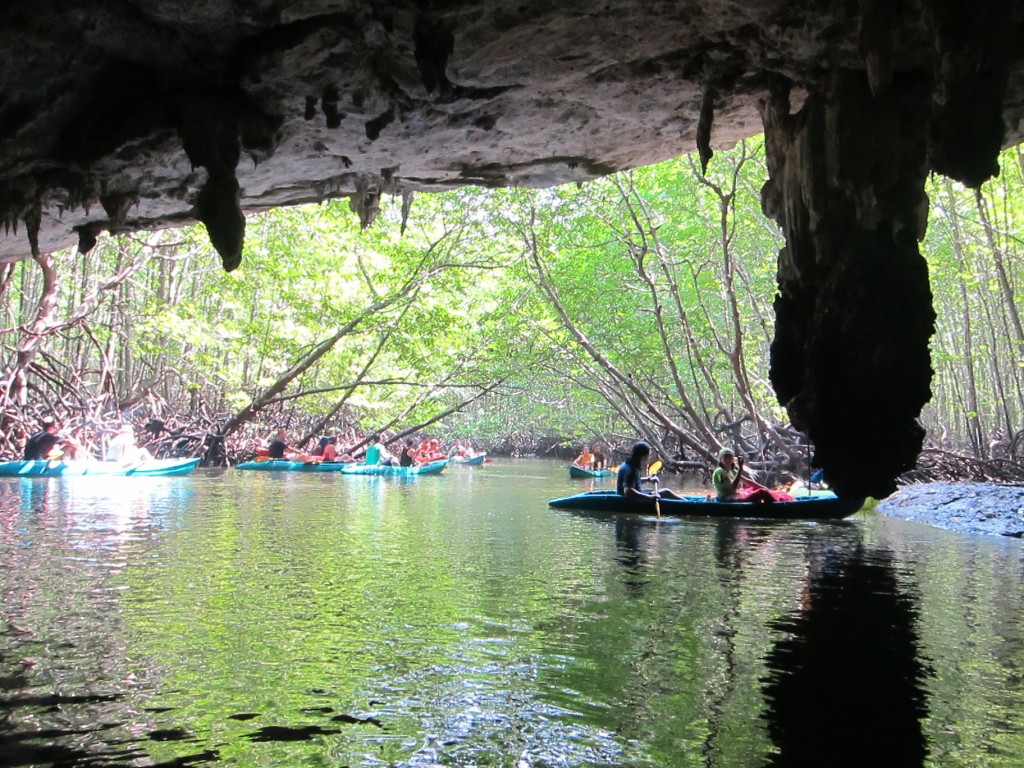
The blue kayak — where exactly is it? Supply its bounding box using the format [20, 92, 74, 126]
[451, 453, 486, 465]
[0, 458, 201, 477]
[236, 459, 447, 476]
[548, 490, 865, 520]
[568, 464, 612, 479]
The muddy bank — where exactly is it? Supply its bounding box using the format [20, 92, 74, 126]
[876, 482, 1024, 538]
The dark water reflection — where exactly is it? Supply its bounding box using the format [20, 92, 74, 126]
[1, 461, 1023, 766]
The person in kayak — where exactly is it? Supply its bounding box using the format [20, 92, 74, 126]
[617, 441, 682, 502]
[713, 447, 788, 503]
[267, 428, 316, 462]
[24, 417, 66, 460]
[364, 433, 395, 465]
[107, 423, 153, 464]
[573, 445, 594, 469]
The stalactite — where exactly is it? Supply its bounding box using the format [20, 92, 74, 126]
[761, 72, 936, 500]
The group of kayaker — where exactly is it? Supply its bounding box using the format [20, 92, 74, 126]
[613, 441, 795, 505]
[261, 429, 482, 466]
[23, 417, 152, 464]
[24, 414, 798, 504]
[571, 443, 610, 470]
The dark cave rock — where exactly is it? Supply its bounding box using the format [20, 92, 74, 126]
[761, 72, 937, 500]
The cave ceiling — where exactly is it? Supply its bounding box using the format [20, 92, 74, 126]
[2, 0, 1019, 267]
[3, 1, 1023, 498]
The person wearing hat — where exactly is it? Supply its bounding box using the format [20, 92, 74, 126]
[24, 417, 64, 460]
[713, 447, 779, 502]
[712, 447, 745, 500]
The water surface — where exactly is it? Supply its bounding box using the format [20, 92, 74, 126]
[1, 460, 1023, 767]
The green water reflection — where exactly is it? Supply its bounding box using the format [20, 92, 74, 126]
[1, 461, 1024, 766]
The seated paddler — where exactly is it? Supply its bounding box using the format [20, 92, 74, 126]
[616, 441, 683, 503]
[712, 447, 787, 503]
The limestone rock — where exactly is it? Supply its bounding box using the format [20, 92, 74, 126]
[3, 1, 1016, 266]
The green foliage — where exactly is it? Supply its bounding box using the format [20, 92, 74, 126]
[4, 137, 1024, 457]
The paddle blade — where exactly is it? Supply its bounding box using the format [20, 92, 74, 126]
[648, 459, 663, 475]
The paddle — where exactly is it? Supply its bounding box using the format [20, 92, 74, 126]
[648, 459, 663, 518]
[736, 456, 770, 492]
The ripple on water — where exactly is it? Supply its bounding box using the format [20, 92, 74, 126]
[3, 464, 1024, 766]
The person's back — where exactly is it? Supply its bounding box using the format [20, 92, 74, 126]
[268, 430, 289, 459]
[617, 459, 641, 495]
[107, 428, 131, 462]
[24, 419, 60, 460]
[365, 435, 382, 464]
[107, 425, 151, 463]
[399, 440, 414, 467]
[322, 438, 338, 462]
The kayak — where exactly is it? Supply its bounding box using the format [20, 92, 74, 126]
[0, 458, 201, 477]
[547, 489, 865, 520]
[237, 459, 356, 472]
[339, 460, 447, 476]
[236, 459, 447, 476]
[451, 453, 486, 465]
[787, 481, 834, 497]
[568, 464, 612, 479]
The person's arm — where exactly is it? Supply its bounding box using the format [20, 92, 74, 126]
[622, 485, 654, 500]
[732, 457, 745, 492]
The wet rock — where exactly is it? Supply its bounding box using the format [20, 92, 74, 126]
[877, 482, 1024, 537]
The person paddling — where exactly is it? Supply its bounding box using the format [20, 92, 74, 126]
[617, 441, 683, 503]
[24, 417, 66, 460]
[267, 428, 316, 462]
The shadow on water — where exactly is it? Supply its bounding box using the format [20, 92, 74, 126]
[758, 531, 931, 768]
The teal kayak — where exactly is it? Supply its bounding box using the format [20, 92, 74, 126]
[339, 460, 447, 476]
[0, 458, 201, 477]
[236, 459, 447, 476]
[568, 464, 612, 479]
[451, 453, 486, 465]
[548, 490, 865, 520]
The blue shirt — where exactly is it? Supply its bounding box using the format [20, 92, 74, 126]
[617, 462, 642, 495]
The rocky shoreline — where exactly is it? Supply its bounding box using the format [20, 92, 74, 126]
[874, 482, 1024, 538]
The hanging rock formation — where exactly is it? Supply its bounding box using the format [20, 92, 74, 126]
[762, 74, 937, 499]
[1, 1, 1022, 496]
